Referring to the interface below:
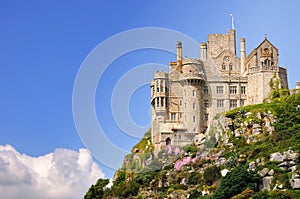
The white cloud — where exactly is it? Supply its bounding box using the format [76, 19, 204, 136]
[0, 145, 104, 199]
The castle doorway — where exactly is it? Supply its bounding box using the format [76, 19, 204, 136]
[166, 138, 171, 145]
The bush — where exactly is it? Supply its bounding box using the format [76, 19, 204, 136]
[188, 171, 202, 185]
[203, 166, 221, 186]
[231, 188, 254, 199]
[84, 178, 110, 199]
[213, 165, 260, 199]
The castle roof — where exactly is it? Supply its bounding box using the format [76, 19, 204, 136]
[245, 38, 278, 63]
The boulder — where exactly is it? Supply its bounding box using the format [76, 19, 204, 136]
[268, 169, 274, 176]
[279, 161, 288, 170]
[289, 165, 297, 172]
[284, 150, 299, 161]
[259, 168, 270, 177]
[290, 174, 300, 189]
[270, 152, 285, 162]
[260, 176, 273, 191]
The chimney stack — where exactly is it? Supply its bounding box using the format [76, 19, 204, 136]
[240, 38, 246, 73]
[176, 41, 182, 62]
[200, 42, 207, 61]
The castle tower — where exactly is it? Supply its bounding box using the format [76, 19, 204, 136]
[180, 59, 205, 134]
[150, 71, 169, 147]
[245, 37, 288, 104]
[208, 29, 236, 58]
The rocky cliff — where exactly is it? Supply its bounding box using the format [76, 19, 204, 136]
[85, 93, 300, 199]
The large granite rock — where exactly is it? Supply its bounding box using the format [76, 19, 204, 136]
[260, 176, 273, 191]
[290, 174, 300, 189]
[270, 152, 285, 162]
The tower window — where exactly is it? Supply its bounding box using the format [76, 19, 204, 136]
[204, 113, 209, 121]
[216, 86, 224, 94]
[204, 100, 209, 108]
[222, 63, 226, 70]
[193, 116, 196, 122]
[229, 64, 233, 71]
[230, 86, 237, 94]
[192, 90, 195, 96]
[217, 99, 224, 107]
[204, 86, 209, 94]
[161, 97, 164, 106]
[157, 87, 159, 92]
[193, 103, 196, 109]
[180, 100, 182, 106]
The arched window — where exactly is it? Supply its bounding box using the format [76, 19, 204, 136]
[166, 138, 171, 145]
[222, 63, 226, 70]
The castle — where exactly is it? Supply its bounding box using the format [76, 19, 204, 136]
[150, 29, 289, 153]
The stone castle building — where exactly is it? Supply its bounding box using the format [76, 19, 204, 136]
[150, 29, 288, 153]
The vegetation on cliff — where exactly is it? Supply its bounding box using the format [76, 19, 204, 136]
[85, 93, 300, 198]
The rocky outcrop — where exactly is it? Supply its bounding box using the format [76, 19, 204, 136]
[258, 168, 274, 191]
[290, 174, 300, 189]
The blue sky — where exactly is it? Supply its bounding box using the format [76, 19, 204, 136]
[1, 0, 300, 180]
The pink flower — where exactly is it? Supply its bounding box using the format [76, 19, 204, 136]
[167, 145, 172, 154]
[174, 156, 192, 170]
[174, 147, 180, 154]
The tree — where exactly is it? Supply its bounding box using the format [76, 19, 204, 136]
[84, 178, 109, 199]
[213, 165, 260, 199]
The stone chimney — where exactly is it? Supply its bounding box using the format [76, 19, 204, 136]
[176, 41, 182, 62]
[200, 42, 207, 61]
[240, 38, 246, 73]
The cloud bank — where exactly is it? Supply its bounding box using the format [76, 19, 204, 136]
[0, 145, 104, 199]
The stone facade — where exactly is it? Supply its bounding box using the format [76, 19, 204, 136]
[151, 29, 288, 153]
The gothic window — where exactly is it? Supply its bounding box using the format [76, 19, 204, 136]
[222, 63, 226, 70]
[229, 64, 233, 71]
[156, 99, 159, 107]
[157, 86, 159, 92]
[192, 90, 195, 96]
[180, 100, 182, 106]
[230, 86, 237, 94]
[161, 97, 164, 106]
[217, 86, 224, 94]
[230, 99, 237, 109]
[179, 113, 182, 118]
[241, 86, 246, 94]
[217, 99, 224, 107]
[204, 100, 209, 108]
[193, 116, 196, 122]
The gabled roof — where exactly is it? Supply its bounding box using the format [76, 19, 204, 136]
[214, 49, 238, 60]
[245, 38, 278, 63]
